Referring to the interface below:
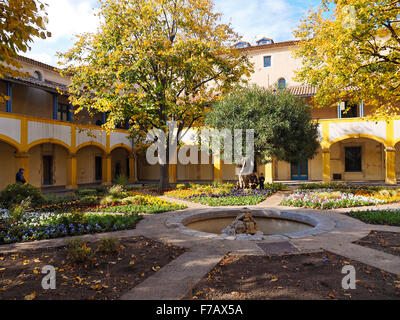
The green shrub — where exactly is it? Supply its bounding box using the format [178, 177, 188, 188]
[121, 195, 148, 205]
[8, 198, 31, 224]
[80, 195, 99, 207]
[100, 195, 119, 206]
[114, 174, 129, 186]
[108, 185, 129, 199]
[66, 238, 95, 264]
[75, 188, 98, 196]
[95, 185, 107, 194]
[97, 237, 120, 254]
[0, 184, 44, 209]
[348, 209, 400, 226]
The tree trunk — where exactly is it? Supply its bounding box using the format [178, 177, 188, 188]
[159, 129, 170, 191]
[159, 163, 170, 192]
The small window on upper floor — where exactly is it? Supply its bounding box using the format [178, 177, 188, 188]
[33, 71, 42, 81]
[278, 78, 286, 90]
[57, 104, 69, 121]
[264, 56, 271, 67]
[339, 101, 359, 118]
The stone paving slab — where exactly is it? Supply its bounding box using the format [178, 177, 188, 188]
[120, 250, 226, 300]
[257, 241, 299, 255]
[324, 243, 400, 275]
[0, 228, 141, 254]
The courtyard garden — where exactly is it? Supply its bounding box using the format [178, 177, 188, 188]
[0, 236, 185, 300]
[164, 182, 286, 206]
[0, 183, 186, 245]
[281, 183, 400, 210]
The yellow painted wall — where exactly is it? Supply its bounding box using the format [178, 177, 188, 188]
[111, 148, 129, 180]
[309, 148, 323, 181]
[0, 142, 17, 189]
[395, 143, 400, 180]
[311, 106, 338, 120]
[137, 155, 160, 181]
[330, 138, 384, 181]
[176, 151, 213, 181]
[28, 143, 68, 187]
[276, 160, 291, 180]
[222, 162, 238, 181]
[16, 59, 70, 86]
[76, 146, 104, 184]
[12, 84, 53, 119]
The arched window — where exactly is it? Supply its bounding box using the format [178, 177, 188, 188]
[33, 71, 42, 81]
[278, 78, 286, 90]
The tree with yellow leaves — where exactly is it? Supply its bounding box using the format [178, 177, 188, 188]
[59, 0, 252, 190]
[293, 0, 400, 118]
[0, 0, 50, 101]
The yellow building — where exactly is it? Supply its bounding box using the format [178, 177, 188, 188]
[0, 56, 135, 190]
[236, 39, 399, 185]
[1, 39, 399, 190]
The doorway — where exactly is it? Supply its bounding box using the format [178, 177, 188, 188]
[95, 156, 102, 181]
[291, 159, 308, 180]
[43, 156, 53, 185]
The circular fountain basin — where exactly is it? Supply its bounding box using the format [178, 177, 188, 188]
[166, 208, 325, 241]
[186, 216, 312, 236]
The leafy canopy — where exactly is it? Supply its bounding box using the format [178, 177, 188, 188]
[59, 0, 252, 137]
[206, 85, 320, 164]
[293, 0, 400, 118]
[0, 0, 50, 102]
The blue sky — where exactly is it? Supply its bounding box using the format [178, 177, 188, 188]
[25, 0, 321, 66]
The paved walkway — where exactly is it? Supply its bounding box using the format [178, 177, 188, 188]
[118, 194, 400, 299]
[1, 191, 400, 300]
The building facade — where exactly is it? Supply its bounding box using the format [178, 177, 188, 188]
[0, 56, 134, 190]
[1, 39, 399, 190]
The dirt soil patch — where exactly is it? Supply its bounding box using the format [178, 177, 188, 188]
[354, 231, 400, 257]
[0, 236, 185, 300]
[190, 252, 400, 300]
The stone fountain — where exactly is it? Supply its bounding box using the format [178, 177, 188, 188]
[221, 208, 263, 236]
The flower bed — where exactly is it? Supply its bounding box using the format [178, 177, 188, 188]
[347, 209, 400, 226]
[0, 209, 142, 245]
[184, 189, 274, 206]
[281, 191, 385, 209]
[88, 201, 187, 214]
[0, 185, 187, 245]
[165, 183, 279, 206]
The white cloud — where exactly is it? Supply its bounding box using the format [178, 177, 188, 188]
[44, 0, 99, 42]
[214, 0, 319, 44]
[24, 0, 100, 66]
[24, 0, 319, 65]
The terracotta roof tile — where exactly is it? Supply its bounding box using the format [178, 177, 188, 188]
[287, 85, 317, 97]
[6, 76, 68, 94]
[237, 40, 300, 52]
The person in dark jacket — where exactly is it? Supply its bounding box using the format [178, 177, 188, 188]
[16, 168, 26, 184]
[249, 173, 258, 190]
[259, 173, 265, 190]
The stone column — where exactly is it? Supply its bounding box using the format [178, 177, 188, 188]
[102, 154, 112, 185]
[66, 153, 78, 190]
[213, 156, 223, 183]
[385, 147, 397, 185]
[322, 148, 331, 183]
[15, 152, 29, 183]
[264, 160, 274, 183]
